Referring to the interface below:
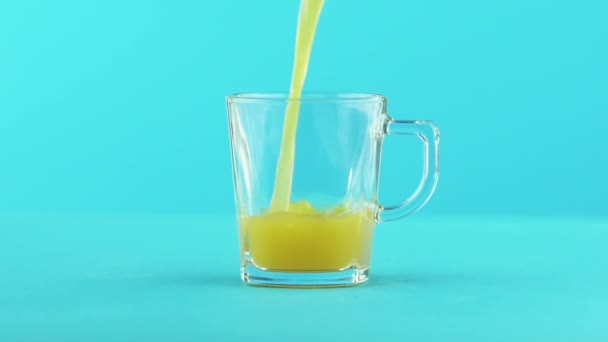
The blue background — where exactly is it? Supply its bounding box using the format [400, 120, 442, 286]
[1, 1, 608, 341]
[1, 0, 606, 216]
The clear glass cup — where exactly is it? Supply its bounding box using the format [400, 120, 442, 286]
[226, 92, 439, 287]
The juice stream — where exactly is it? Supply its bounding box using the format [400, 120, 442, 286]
[269, 0, 325, 212]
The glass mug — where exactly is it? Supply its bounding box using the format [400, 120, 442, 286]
[226, 92, 439, 287]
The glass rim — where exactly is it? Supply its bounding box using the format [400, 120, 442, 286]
[226, 92, 386, 103]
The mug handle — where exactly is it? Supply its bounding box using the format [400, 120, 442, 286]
[376, 118, 440, 222]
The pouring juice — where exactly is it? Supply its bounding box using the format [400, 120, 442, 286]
[239, 0, 376, 272]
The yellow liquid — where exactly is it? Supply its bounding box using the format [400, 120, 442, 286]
[270, 0, 325, 211]
[241, 201, 375, 271]
[240, 1, 375, 272]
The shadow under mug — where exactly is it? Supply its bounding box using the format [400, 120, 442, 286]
[227, 92, 439, 287]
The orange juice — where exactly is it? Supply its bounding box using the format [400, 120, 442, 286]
[240, 1, 372, 273]
[270, 0, 325, 211]
[240, 201, 376, 271]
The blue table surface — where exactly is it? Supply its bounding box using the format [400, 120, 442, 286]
[1, 215, 607, 341]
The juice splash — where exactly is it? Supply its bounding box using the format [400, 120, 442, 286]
[269, 0, 325, 211]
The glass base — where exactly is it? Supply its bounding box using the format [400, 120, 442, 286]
[241, 262, 370, 288]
